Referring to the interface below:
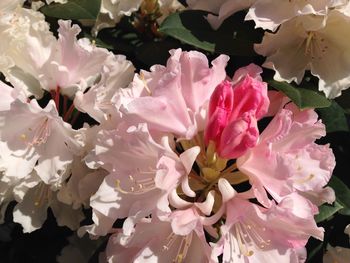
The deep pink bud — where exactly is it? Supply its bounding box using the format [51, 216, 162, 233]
[204, 80, 234, 145]
[205, 64, 269, 159]
[230, 74, 269, 121]
[218, 111, 259, 159]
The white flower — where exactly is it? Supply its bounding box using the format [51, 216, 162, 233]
[246, 0, 348, 31]
[255, 10, 350, 98]
[0, 6, 54, 98]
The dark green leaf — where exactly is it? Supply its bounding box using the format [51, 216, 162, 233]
[135, 40, 180, 67]
[318, 101, 349, 133]
[268, 80, 331, 109]
[40, 0, 101, 20]
[159, 10, 260, 56]
[328, 176, 350, 215]
[307, 241, 324, 262]
[315, 201, 343, 223]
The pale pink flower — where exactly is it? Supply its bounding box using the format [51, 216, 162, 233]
[74, 54, 135, 123]
[212, 179, 322, 262]
[106, 216, 214, 263]
[0, 99, 81, 185]
[1, 16, 111, 98]
[57, 157, 107, 210]
[13, 177, 84, 233]
[237, 103, 335, 206]
[120, 49, 229, 139]
[80, 123, 200, 236]
[38, 20, 110, 97]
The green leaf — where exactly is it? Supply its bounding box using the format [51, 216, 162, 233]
[40, 0, 101, 20]
[268, 80, 331, 109]
[318, 101, 349, 133]
[159, 10, 260, 56]
[315, 201, 343, 223]
[328, 176, 350, 215]
[307, 241, 324, 262]
[135, 40, 180, 67]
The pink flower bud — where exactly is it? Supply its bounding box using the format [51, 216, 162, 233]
[204, 64, 269, 159]
[218, 111, 259, 159]
[204, 80, 234, 145]
[230, 74, 269, 121]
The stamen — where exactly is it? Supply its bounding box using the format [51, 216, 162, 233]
[304, 31, 328, 60]
[295, 174, 315, 184]
[174, 233, 192, 263]
[235, 220, 271, 253]
[140, 73, 152, 95]
[162, 233, 177, 251]
[29, 118, 50, 146]
[305, 32, 314, 56]
[115, 173, 156, 195]
[235, 223, 254, 257]
[20, 118, 51, 146]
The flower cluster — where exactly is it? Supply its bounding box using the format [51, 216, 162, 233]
[83, 49, 334, 262]
[0, 1, 345, 263]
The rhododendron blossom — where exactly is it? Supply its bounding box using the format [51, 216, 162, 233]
[0, 1, 346, 260]
[77, 49, 337, 262]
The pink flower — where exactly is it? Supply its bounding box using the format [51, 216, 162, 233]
[120, 49, 229, 139]
[205, 64, 269, 159]
[212, 179, 322, 262]
[80, 123, 201, 236]
[237, 103, 335, 206]
[0, 99, 80, 184]
[106, 206, 215, 263]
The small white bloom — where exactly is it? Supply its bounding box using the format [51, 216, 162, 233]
[255, 10, 350, 98]
[246, 0, 348, 31]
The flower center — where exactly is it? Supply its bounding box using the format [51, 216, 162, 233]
[115, 168, 156, 195]
[304, 31, 328, 60]
[176, 133, 249, 204]
[20, 117, 51, 146]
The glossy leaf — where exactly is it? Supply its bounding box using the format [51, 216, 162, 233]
[159, 10, 260, 56]
[328, 176, 350, 216]
[318, 101, 349, 133]
[40, 0, 101, 20]
[268, 80, 331, 109]
[315, 201, 343, 223]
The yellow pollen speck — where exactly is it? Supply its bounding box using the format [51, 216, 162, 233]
[20, 134, 27, 140]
